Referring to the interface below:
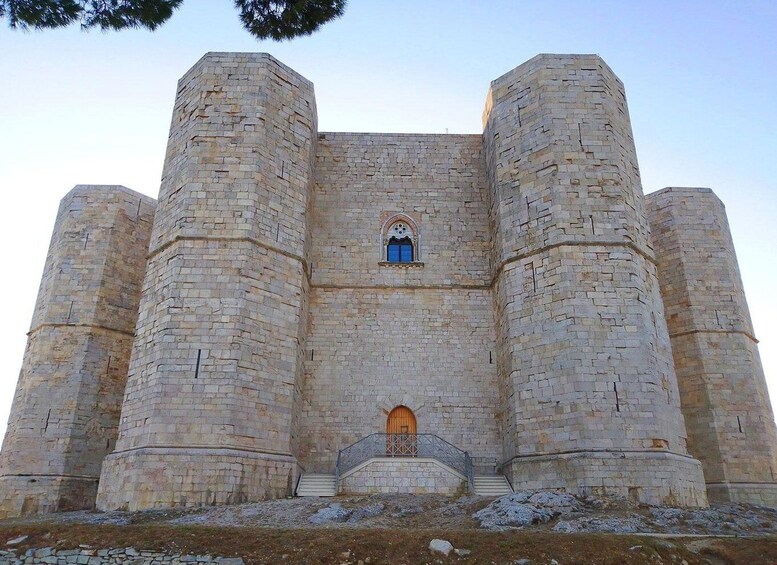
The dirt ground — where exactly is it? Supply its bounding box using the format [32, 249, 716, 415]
[3, 494, 777, 564]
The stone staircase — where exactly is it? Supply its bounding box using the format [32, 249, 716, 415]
[472, 475, 513, 496]
[296, 473, 337, 497]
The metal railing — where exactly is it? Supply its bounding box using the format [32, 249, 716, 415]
[464, 452, 474, 493]
[335, 433, 473, 492]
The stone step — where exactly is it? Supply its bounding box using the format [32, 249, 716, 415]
[472, 475, 512, 496]
[296, 473, 337, 497]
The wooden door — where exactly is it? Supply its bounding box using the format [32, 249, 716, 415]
[386, 406, 417, 456]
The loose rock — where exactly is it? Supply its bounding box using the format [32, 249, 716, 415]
[429, 539, 454, 556]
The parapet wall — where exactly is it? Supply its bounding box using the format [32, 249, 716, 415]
[647, 187, 777, 505]
[0, 186, 155, 518]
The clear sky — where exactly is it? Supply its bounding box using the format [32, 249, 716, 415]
[0, 0, 776, 440]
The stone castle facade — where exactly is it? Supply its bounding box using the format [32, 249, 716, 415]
[2, 52, 777, 517]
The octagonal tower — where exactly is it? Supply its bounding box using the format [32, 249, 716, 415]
[484, 55, 706, 506]
[0, 186, 154, 517]
[97, 53, 316, 511]
[647, 187, 777, 505]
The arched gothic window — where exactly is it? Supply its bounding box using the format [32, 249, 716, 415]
[383, 218, 418, 263]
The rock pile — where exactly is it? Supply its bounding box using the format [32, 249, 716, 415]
[473, 491, 580, 530]
[0, 547, 244, 564]
[473, 490, 777, 534]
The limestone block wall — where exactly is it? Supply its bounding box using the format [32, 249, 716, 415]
[310, 133, 491, 286]
[647, 187, 777, 505]
[299, 134, 500, 472]
[339, 458, 466, 495]
[97, 53, 317, 511]
[483, 54, 706, 506]
[0, 185, 155, 518]
[302, 287, 498, 471]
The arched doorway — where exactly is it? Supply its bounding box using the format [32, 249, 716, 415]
[386, 406, 417, 456]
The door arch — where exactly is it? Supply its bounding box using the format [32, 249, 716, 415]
[386, 406, 417, 456]
[386, 406, 417, 435]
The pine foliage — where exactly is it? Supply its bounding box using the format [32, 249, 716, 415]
[235, 0, 346, 40]
[0, 0, 346, 38]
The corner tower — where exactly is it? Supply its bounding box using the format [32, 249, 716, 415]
[0, 186, 155, 518]
[484, 55, 707, 506]
[97, 53, 316, 511]
[647, 187, 777, 504]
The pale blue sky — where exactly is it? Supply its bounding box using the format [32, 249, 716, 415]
[1, 0, 776, 438]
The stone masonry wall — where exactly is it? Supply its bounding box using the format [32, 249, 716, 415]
[310, 134, 491, 287]
[0, 186, 155, 518]
[483, 54, 706, 506]
[299, 134, 500, 472]
[98, 53, 317, 511]
[647, 187, 777, 505]
[94, 448, 294, 511]
[339, 458, 466, 495]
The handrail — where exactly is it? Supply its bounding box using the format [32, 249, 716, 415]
[293, 462, 307, 497]
[334, 449, 342, 494]
[464, 451, 474, 493]
[335, 433, 473, 492]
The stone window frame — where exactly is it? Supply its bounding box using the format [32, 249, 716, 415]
[379, 213, 424, 268]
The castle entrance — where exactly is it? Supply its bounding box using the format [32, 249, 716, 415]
[386, 406, 417, 456]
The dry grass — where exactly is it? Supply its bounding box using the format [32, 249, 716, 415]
[2, 523, 777, 564]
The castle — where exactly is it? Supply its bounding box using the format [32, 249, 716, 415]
[1, 52, 776, 517]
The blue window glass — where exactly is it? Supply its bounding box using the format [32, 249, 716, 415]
[400, 243, 413, 262]
[387, 237, 413, 263]
[387, 243, 400, 262]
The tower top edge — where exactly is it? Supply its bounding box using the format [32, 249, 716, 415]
[646, 186, 717, 196]
[65, 184, 157, 204]
[181, 52, 314, 89]
[489, 53, 620, 89]
[645, 187, 724, 206]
